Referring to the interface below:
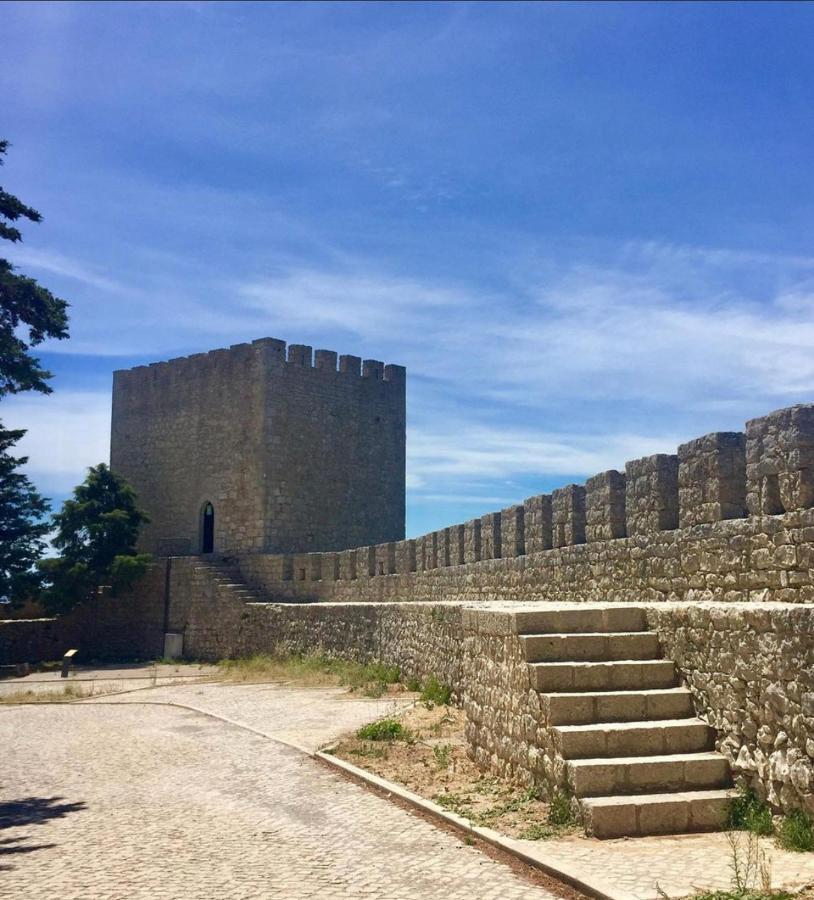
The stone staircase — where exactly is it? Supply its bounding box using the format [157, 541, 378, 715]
[188, 557, 267, 604]
[517, 606, 733, 838]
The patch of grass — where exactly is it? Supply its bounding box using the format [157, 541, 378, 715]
[405, 676, 422, 692]
[521, 823, 559, 841]
[356, 718, 410, 742]
[776, 809, 814, 852]
[349, 745, 390, 760]
[217, 652, 400, 696]
[420, 675, 451, 706]
[0, 683, 112, 704]
[546, 789, 576, 827]
[433, 743, 452, 770]
[689, 892, 794, 900]
[434, 791, 473, 817]
[727, 789, 774, 836]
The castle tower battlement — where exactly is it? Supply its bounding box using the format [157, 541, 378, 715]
[111, 337, 406, 556]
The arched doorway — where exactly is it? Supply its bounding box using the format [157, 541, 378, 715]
[201, 502, 214, 553]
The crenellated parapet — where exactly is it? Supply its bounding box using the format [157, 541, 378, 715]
[190, 401, 814, 590]
[114, 336, 406, 390]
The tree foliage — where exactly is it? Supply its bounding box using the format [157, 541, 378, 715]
[0, 139, 69, 397]
[39, 464, 150, 615]
[0, 422, 49, 603]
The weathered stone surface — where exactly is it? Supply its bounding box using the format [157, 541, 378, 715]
[626, 454, 679, 535]
[111, 339, 406, 556]
[463, 519, 481, 564]
[647, 603, 814, 816]
[524, 494, 552, 554]
[480, 512, 502, 561]
[500, 505, 525, 558]
[585, 470, 626, 542]
[394, 539, 416, 575]
[747, 405, 814, 515]
[678, 432, 746, 528]
[552, 484, 586, 547]
[374, 542, 396, 576]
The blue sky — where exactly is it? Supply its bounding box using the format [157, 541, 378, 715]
[3, 1, 814, 537]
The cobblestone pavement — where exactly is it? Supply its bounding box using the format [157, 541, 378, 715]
[88, 680, 414, 752]
[528, 831, 814, 900]
[0, 694, 559, 900]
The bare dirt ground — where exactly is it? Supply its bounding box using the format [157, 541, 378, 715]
[330, 701, 578, 841]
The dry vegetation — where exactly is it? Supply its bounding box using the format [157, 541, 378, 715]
[329, 702, 578, 841]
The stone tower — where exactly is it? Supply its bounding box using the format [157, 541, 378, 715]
[110, 337, 406, 556]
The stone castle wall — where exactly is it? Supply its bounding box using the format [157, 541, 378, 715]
[4, 561, 814, 815]
[111, 337, 406, 557]
[224, 403, 814, 606]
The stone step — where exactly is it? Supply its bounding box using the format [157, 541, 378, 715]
[513, 606, 646, 635]
[554, 718, 714, 759]
[567, 752, 731, 796]
[541, 687, 694, 725]
[531, 659, 677, 692]
[581, 789, 733, 838]
[521, 632, 660, 663]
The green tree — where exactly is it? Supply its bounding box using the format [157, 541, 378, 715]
[39, 464, 150, 615]
[1, 138, 69, 397]
[0, 423, 49, 603]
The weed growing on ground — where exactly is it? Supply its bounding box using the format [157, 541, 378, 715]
[546, 789, 576, 827]
[420, 676, 451, 706]
[405, 676, 422, 692]
[776, 810, 814, 852]
[217, 653, 400, 696]
[349, 745, 389, 760]
[727, 828, 773, 895]
[434, 792, 472, 818]
[433, 744, 452, 769]
[727, 789, 774, 836]
[688, 892, 793, 900]
[356, 719, 410, 742]
[0, 683, 111, 704]
[521, 823, 559, 840]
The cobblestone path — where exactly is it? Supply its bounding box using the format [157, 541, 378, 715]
[0, 689, 561, 900]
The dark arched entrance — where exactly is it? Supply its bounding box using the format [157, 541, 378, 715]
[202, 502, 214, 553]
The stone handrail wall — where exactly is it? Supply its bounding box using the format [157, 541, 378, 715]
[224, 403, 814, 601]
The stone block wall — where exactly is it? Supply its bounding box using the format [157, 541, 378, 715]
[679, 432, 746, 528]
[747, 405, 814, 516]
[626, 453, 679, 535]
[524, 494, 552, 553]
[552, 484, 586, 547]
[480, 512, 501, 561]
[647, 604, 814, 815]
[374, 542, 396, 576]
[500, 505, 525, 558]
[585, 470, 626, 542]
[463, 519, 481, 564]
[111, 337, 406, 557]
[395, 539, 416, 575]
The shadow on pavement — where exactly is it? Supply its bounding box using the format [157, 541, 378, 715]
[0, 796, 86, 829]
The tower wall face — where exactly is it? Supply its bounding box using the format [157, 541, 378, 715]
[110, 338, 405, 555]
[262, 346, 405, 553]
[111, 341, 271, 555]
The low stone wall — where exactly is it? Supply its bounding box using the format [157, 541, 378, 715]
[0, 618, 79, 666]
[234, 508, 814, 606]
[647, 603, 814, 815]
[462, 608, 558, 790]
[0, 565, 166, 666]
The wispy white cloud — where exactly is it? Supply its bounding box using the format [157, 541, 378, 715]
[7, 246, 130, 294]
[1, 391, 110, 496]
